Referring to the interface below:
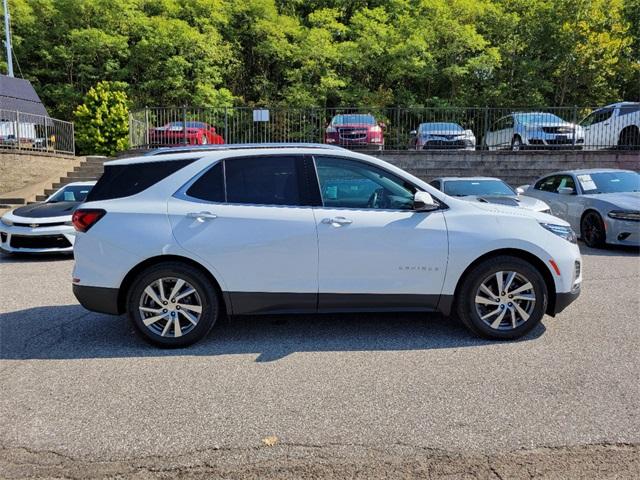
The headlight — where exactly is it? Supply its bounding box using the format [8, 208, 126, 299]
[540, 222, 577, 243]
[540, 208, 552, 214]
[0, 217, 13, 227]
[326, 126, 337, 133]
[608, 210, 640, 222]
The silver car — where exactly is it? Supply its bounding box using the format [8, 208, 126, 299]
[484, 113, 585, 151]
[429, 177, 551, 213]
[522, 169, 640, 248]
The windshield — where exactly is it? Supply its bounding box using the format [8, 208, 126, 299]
[514, 113, 564, 124]
[167, 122, 207, 129]
[48, 185, 93, 203]
[576, 171, 640, 194]
[419, 123, 463, 133]
[331, 114, 377, 125]
[444, 179, 515, 197]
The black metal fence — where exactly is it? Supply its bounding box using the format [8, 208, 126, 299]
[129, 105, 640, 151]
[0, 109, 75, 155]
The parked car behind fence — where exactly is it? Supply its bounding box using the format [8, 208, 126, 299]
[128, 106, 640, 151]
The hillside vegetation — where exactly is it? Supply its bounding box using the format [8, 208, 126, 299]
[4, 0, 639, 119]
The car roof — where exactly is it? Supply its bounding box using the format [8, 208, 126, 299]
[141, 143, 347, 157]
[108, 144, 349, 165]
[433, 176, 501, 182]
[541, 168, 636, 177]
[600, 101, 640, 108]
[61, 181, 97, 187]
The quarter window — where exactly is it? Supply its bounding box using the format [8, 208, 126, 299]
[619, 104, 640, 116]
[315, 156, 416, 210]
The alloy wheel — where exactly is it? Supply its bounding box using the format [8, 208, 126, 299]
[474, 271, 536, 330]
[138, 277, 203, 338]
[582, 213, 604, 247]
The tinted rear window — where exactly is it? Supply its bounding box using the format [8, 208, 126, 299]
[225, 156, 301, 206]
[87, 159, 194, 201]
[185, 162, 225, 202]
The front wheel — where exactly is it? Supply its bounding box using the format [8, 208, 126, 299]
[455, 256, 548, 340]
[511, 135, 523, 151]
[126, 262, 219, 347]
[581, 211, 606, 248]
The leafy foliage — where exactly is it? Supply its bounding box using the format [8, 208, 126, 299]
[74, 81, 130, 155]
[6, 0, 639, 120]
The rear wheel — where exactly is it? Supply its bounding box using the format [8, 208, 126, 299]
[581, 211, 606, 248]
[126, 262, 219, 347]
[618, 127, 640, 150]
[455, 256, 548, 340]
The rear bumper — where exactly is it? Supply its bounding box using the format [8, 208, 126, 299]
[73, 284, 122, 315]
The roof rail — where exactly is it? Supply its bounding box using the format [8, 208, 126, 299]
[143, 143, 347, 156]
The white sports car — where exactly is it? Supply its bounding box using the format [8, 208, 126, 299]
[429, 177, 552, 213]
[0, 181, 96, 254]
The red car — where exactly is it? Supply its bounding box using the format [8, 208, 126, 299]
[149, 121, 224, 146]
[324, 114, 385, 150]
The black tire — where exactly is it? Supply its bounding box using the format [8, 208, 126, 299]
[455, 256, 548, 340]
[617, 127, 640, 150]
[511, 135, 523, 151]
[580, 211, 606, 248]
[126, 262, 219, 347]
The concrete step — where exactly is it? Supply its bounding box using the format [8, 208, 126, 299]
[66, 170, 102, 179]
[35, 195, 48, 202]
[83, 156, 109, 165]
[0, 197, 26, 205]
[56, 176, 99, 185]
[73, 165, 105, 174]
[43, 188, 57, 196]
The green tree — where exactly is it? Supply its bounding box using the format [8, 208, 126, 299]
[74, 81, 130, 155]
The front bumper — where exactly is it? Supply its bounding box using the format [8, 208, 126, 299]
[0, 223, 76, 253]
[553, 285, 581, 315]
[526, 132, 584, 149]
[605, 217, 640, 247]
[73, 284, 122, 315]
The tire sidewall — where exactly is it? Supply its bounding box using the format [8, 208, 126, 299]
[457, 257, 548, 340]
[581, 212, 606, 248]
[126, 263, 218, 347]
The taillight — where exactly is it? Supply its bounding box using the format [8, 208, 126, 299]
[72, 209, 106, 232]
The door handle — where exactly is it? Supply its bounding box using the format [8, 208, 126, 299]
[187, 211, 218, 221]
[322, 216, 352, 226]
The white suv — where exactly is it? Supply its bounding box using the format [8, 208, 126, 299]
[72, 145, 582, 347]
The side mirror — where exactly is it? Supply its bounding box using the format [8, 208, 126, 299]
[558, 187, 575, 195]
[516, 187, 525, 195]
[379, 122, 387, 129]
[413, 191, 438, 211]
[409, 130, 417, 136]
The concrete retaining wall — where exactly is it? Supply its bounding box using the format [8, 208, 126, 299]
[373, 150, 640, 187]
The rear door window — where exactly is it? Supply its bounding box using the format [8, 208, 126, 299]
[224, 156, 306, 206]
[185, 162, 225, 203]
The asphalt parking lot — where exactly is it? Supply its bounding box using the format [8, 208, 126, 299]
[1, 244, 639, 479]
